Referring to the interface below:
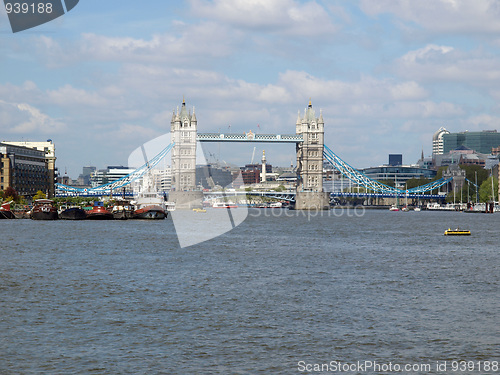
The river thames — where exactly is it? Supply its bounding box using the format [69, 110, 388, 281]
[0, 209, 498, 374]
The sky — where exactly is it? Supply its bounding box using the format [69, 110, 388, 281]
[2, 0, 500, 178]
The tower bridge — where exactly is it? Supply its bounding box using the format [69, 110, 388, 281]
[169, 99, 329, 209]
[57, 98, 453, 208]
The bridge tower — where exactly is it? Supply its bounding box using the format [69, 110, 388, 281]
[169, 99, 203, 209]
[295, 100, 330, 210]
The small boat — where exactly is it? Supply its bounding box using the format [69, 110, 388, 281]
[86, 201, 114, 220]
[132, 192, 166, 220]
[213, 202, 238, 208]
[31, 199, 58, 220]
[0, 201, 16, 219]
[401, 206, 410, 212]
[59, 206, 87, 220]
[192, 208, 207, 213]
[110, 200, 135, 220]
[444, 228, 471, 236]
[414, 207, 421, 212]
[389, 205, 399, 211]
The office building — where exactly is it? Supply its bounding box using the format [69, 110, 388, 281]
[432, 127, 450, 155]
[2, 140, 56, 197]
[0, 142, 49, 197]
[90, 166, 135, 188]
[388, 154, 402, 166]
[442, 130, 500, 154]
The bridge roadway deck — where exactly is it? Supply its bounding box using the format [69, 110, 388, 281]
[197, 133, 303, 143]
[204, 191, 445, 200]
[56, 190, 445, 200]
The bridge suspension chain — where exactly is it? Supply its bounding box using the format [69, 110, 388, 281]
[56, 142, 175, 194]
[323, 145, 452, 194]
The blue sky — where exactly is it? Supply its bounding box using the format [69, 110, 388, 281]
[2, 0, 500, 177]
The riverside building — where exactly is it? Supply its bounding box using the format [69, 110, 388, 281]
[0, 142, 50, 197]
[2, 140, 56, 197]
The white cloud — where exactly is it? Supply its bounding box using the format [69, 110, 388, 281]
[189, 0, 338, 36]
[35, 21, 238, 68]
[360, 0, 500, 35]
[394, 44, 500, 86]
[468, 114, 500, 130]
[0, 100, 65, 134]
[277, 70, 429, 104]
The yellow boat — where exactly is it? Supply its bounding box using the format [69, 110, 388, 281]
[192, 208, 207, 213]
[444, 228, 471, 236]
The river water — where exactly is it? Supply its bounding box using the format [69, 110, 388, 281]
[0, 209, 498, 374]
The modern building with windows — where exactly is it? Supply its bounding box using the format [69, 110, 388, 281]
[388, 154, 402, 166]
[0, 142, 49, 197]
[360, 165, 437, 188]
[442, 130, 500, 154]
[433, 127, 450, 155]
[90, 166, 136, 188]
[2, 140, 56, 197]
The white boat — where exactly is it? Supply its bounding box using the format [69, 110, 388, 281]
[213, 202, 237, 208]
[389, 205, 400, 211]
[414, 207, 421, 212]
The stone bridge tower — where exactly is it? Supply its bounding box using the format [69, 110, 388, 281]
[171, 99, 197, 191]
[295, 100, 330, 210]
[169, 99, 203, 209]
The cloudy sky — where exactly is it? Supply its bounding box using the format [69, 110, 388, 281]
[2, 0, 500, 177]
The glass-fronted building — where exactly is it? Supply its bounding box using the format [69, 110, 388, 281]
[443, 130, 500, 154]
[360, 166, 437, 188]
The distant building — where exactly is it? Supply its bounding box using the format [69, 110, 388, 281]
[81, 166, 96, 185]
[2, 140, 56, 197]
[154, 168, 172, 192]
[433, 127, 450, 155]
[443, 130, 500, 154]
[388, 154, 402, 166]
[90, 166, 135, 188]
[432, 146, 496, 169]
[0, 142, 49, 197]
[361, 165, 437, 188]
[240, 163, 272, 186]
[196, 165, 232, 189]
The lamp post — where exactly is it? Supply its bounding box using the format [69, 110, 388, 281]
[475, 171, 478, 204]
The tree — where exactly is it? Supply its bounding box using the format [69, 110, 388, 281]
[3, 187, 18, 202]
[377, 179, 395, 188]
[432, 166, 448, 181]
[459, 165, 489, 187]
[33, 190, 47, 200]
[405, 177, 431, 190]
[479, 176, 498, 202]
